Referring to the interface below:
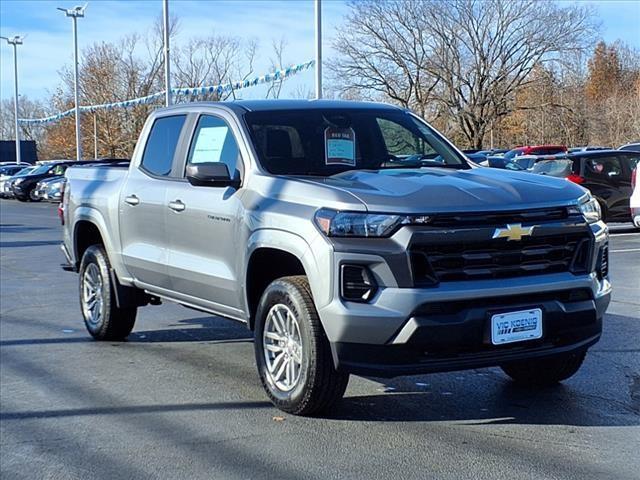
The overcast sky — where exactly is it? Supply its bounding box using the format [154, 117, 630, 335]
[1, 0, 639, 106]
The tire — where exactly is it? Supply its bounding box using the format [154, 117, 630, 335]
[29, 189, 42, 202]
[79, 244, 137, 340]
[15, 195, 28, 202]
[254, 276, 349, 416]
[500, 351, 586, 386]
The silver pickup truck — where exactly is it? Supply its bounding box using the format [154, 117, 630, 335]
[62, 100, 611, 415]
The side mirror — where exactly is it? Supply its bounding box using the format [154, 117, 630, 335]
[185, 162, 240, 188]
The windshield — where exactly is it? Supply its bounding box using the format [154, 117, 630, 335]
[244, 109, 468, 176]
[14, 167, 36, 177]
[30, 164, 52, 175]
[531, 159, 574, 177]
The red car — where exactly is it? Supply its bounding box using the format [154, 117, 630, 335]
[503, 145, 567, 160]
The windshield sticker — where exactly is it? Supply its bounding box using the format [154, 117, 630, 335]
[325, 127, 356, 166]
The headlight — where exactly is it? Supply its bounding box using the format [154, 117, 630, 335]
[48, 181, 64, 190]
[577, 195, 601, 224]
[314, 208, 430, 237]
[13, 178, 24, 185]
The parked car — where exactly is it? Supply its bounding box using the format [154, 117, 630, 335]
[11, 161, 71, 201]
[1, 166, 36, 198]
[568, 146, 610, 153]
[478, 148, 509, 156]
[618, 142, 640, 153]
[0, 165, 25, 198]
[503, 145, 567, 160]
[0, 161, 34, 166]
[61, 100, 610, 415]
[630, 166, 639, 228]
[526, 150, 640, 223]
[32, 175, 65, 202]
[465, 152, 488, 163]
[484, 155, 531, 170]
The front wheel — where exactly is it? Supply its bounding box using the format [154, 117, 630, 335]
[29, 189, 42, 202]
[254, 276, 349, 416]
[79, 244, 137, 340]
[500, 351, 586, 386]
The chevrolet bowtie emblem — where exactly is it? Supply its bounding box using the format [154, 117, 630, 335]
[492, 223, 535, 241]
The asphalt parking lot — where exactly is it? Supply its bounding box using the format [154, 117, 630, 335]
[1, 201, 638, 480]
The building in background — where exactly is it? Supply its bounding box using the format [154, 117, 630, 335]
[0, 140, 37, 164]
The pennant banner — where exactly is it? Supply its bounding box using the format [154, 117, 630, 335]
[18, 60, 314, 125]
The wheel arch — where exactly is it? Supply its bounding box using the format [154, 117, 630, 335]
[72, 207, 130, 281]
[244, 230, 326, 330]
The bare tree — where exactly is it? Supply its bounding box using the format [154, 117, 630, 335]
[330, 0, 440, 117]
[266, 37, 288, 99]
[0, 96, 48, 143]
[333, 0, 598, 148]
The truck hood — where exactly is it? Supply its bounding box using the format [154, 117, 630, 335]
[293, 167, 587, 213]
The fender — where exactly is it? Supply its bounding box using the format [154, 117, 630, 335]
[73, 206, 134, 285]
[244, 228, 334, 313]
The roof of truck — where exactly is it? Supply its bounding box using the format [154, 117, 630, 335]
[159, 99, 404, 115]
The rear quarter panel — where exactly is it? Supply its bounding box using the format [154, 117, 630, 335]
[64, 166, 132, 281]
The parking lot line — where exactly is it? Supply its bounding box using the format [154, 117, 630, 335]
[609, 248, 640, 253]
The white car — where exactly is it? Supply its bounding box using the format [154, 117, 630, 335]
[631, 166, 640, 228]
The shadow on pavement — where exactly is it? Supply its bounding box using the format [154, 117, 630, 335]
[329, 379, 640, 426]
[0, 400, 271, 420]
[0, 223, 54, 234]
[0, 316, 253, 346]
[0, 240, 61, 248]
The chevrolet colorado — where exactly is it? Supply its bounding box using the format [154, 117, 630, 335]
[61, 100, 611, 415]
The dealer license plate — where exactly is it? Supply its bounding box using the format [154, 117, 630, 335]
[491, 308, 542, 345]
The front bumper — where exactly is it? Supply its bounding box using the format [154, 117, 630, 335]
[315, 217, 610, 376]
[331, 288, 608, 377]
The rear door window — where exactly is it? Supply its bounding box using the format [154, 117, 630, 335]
[141, 115, 187, 177]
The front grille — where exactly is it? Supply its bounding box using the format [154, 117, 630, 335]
[429, 207, 568, 228]
[411, 232, 591, 284]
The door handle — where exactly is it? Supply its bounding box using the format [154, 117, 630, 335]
[168, 200, 185, 212]
[124, 194, 140, 206]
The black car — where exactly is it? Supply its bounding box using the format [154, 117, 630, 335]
[531, 150, 640, 223]
[11, 161, 72, 201]
[618, 142, 640, 153]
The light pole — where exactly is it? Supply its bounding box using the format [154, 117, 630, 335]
[163, 0, 171, 106]
[314, 0, 322, 99]
[57, 4, 87, 161]
[1, 35, 23, 165]
[93, 113, 97, 159]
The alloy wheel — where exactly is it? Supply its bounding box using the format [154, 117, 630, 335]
[263, 303, 303, 392]
[82, 263, 104, 326]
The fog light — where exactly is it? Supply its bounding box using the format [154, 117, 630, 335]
[341, 265, 378, 302]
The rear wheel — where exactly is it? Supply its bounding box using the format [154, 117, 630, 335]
[254, 276, 349, 416]
[79, 245, 136, 340]
[501, 351, 586, 386]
